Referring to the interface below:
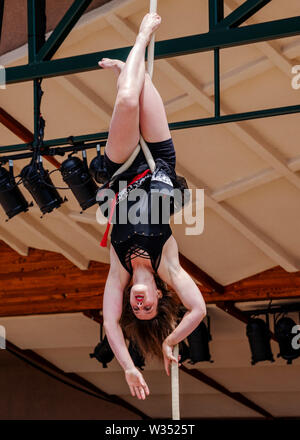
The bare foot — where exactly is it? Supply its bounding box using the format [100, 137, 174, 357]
[98, 58, 125, 74]
[138, 12, 161, 44]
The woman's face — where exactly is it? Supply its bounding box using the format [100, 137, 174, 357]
[130, 280, 162, 320]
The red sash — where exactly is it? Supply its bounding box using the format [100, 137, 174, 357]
[99, 168, 151, 247]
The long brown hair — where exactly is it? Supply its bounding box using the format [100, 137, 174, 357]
[119, 273, 181, 362]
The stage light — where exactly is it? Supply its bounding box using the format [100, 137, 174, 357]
[89, 144, 109, 184]
[246, 316, 274, 365]
[60, 150, 99, 211]
[187, 317, 213, 364]
[0, 161, 31, 220]
[128, 339, 145, 370]
[89, 334, 114, 368]
[275, 316, 300, 364]
[20, 156, 65, 216]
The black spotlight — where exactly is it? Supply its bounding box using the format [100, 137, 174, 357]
[128, 339, 145, 370]
[60, 150, 98, 211]
[89, 144, 109, 184]
[275, 316, 300, 365]
[246, 315, 274, 365]
[21, 156, 65, 216]
[187, 317, 213, 364]
[89, 334, 114, 368]
[0, 161, 32, 220]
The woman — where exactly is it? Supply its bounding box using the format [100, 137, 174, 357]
[99, 13, 206, 400]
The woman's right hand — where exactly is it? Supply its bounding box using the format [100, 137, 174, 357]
[125, 367, 150, 400]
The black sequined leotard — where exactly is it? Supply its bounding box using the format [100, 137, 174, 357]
[104, 138, 176, 275]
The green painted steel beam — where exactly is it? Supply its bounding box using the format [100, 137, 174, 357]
[214, 48, 220, 117]
[1, 103, 300, 155]
[6, 15, 300, 84]
[0, 131, 109, 154]
[209, 1, 224, 116]
[215, 0, 272, 29]
[27, 0, 46, 62]
[209, 0, 224, 30]
[27, 0, 46, 147]
[168, 104, 300, 130]
[36, 0, 92, 62]
[28, 0, 39, 63]
[6, 46, 130, 84]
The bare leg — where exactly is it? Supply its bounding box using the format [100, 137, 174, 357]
[139, 72, 171, 143]
[98, 13, 161, 164]
[100, 60, 171, 145]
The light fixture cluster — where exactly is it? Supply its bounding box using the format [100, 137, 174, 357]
[246, 304, 300, 365]
[0, 146, 108, 220]
[89, 304, 300, 371]
[89, 309, 213, 370]
[89, 323, 146, 370]
[0, 77, 109, 220]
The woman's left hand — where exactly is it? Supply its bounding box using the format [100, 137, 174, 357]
[162, 338, 181, 376]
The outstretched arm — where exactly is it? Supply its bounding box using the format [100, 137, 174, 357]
[103, 246, 150, 399]
[158, 235, 207, 375]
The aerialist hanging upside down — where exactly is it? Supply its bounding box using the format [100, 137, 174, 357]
[97, 13, 206, 400]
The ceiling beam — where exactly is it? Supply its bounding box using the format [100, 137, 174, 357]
[211, 167, 277, 201]
[217, 301, 277, 341]
[67, 210, 108, 234]
[164, 94, 194, 115]
[217, 0, 272, 29]
[0, 107, 33, 142]
[36, 0, 93, 62]
[0, 106, 61, 167]
[203, 54, 271, 96]
[31, 206, 110, 261]
[0, 0, 4, 42]
[162, 58, 300, 192]
[225, 0, 294, 77]
[0, 226, 28, 255]
[212, 154, 300, 202]
[0, 0, 142, 68]
[176, 163, 300, 272]
[2, 0, 299, 91]
[0, 292, 103, 317]
[1, 241, 300, 317]
[180, 364, 273, 419]
[179, 252, 224, 294]
[6, 14, 300, 84]
[83, 309, 103, 325]
[16, 213, 89, 270]
[54, 68, 185, 125]
[54, 75, 112, 125]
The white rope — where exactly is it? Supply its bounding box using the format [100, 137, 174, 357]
[149, 1, 180, 418]
[111, 0, 158, 179]
[110, 1, 181, 420]
[171, 343, 180, 420]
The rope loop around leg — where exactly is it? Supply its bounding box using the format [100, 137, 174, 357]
[110, 1, 158, 178]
